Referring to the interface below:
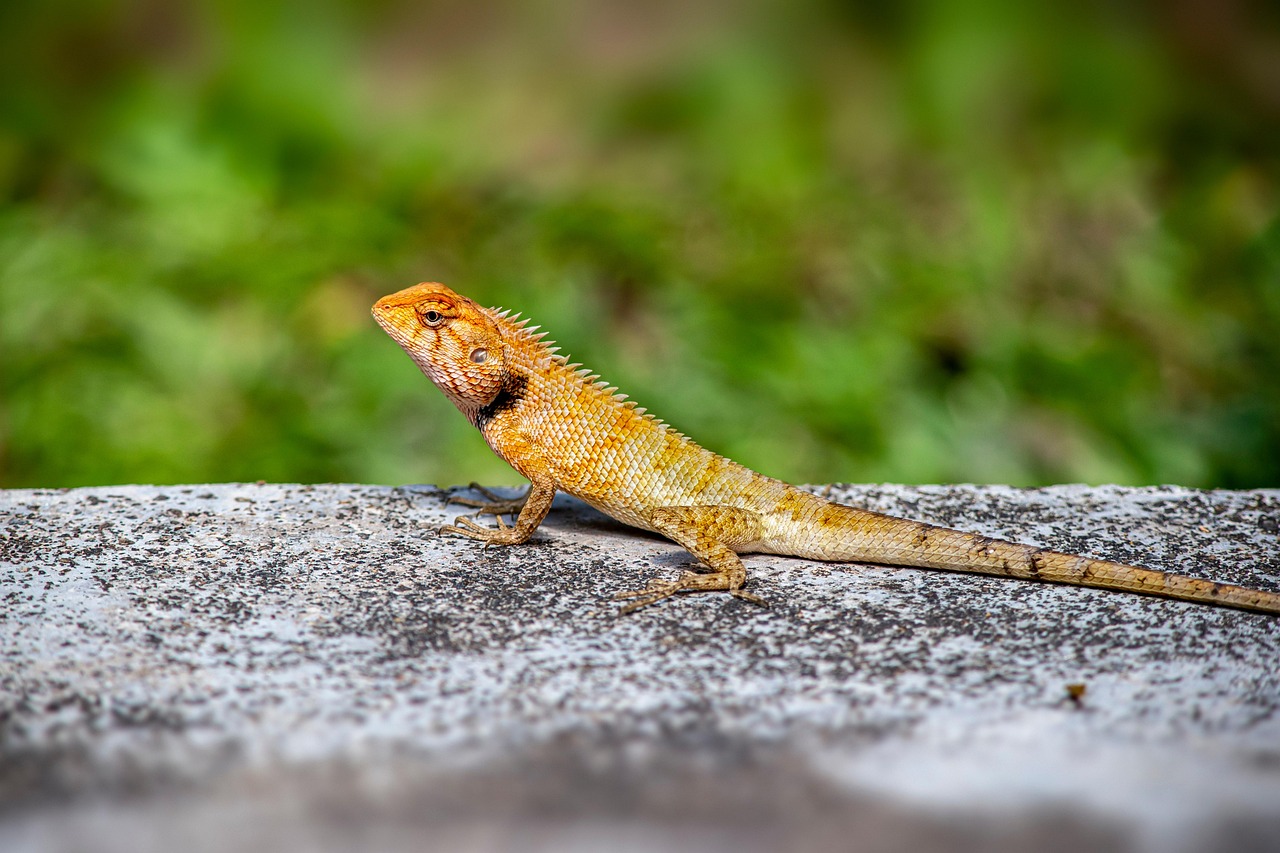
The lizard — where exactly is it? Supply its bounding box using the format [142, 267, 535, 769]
[372, 281, 1280, 616]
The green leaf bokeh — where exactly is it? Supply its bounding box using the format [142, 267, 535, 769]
[2, 0, 1278, 489]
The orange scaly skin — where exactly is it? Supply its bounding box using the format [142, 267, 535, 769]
[373, 282, 1280, 616]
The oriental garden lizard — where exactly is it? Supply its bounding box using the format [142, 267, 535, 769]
[373, 282, 1280, 616]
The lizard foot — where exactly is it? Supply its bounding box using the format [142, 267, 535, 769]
[614, 572, 768, 614]
[440, 513, 523, 547]
[445, 483, 529, 519]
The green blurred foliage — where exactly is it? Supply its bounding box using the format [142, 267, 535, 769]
[1, 0, 1278, 489]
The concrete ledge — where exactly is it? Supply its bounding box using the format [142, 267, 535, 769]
[2, 483, 1279, 852]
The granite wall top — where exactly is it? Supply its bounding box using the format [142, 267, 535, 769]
[2, 483, 1279, 852]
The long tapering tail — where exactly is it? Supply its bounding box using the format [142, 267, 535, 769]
[790, 502, 1280, 615]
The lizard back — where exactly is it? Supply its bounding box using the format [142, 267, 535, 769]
[472, 298, 800, 532]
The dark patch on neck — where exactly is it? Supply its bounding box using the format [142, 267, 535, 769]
[472, 370, 529, 431]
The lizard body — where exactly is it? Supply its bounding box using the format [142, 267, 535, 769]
[373, 282, 1280, 616]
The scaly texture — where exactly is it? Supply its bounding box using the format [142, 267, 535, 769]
[373, 282, 1280, 616]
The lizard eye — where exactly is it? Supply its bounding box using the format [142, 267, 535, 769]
[419, 309, 445, 327]
[470, 348, 489, 364]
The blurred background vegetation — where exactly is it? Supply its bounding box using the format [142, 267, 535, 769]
[1, 0, 1278, 490]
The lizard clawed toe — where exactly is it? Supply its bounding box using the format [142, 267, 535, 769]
[613, 570, 767, 614]
[614, 586, 680, 614]
[730, 589, 769, 607]
[440, 512, 528, 547]
[441, 516, 499, 541]
[614, 576, 684, 613]
[445, 483, 529, 519]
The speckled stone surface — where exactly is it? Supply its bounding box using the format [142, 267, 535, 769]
[2, 483, 1279, 853]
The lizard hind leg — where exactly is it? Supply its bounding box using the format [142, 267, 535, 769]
[615, 506, 768, 614]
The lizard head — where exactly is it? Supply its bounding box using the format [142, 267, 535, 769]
[372, 282, 508, 412]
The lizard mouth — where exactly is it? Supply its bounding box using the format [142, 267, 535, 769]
[369, 299, 405, 338]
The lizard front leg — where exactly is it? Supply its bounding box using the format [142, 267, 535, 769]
[615, 506, 768, 613]
[442, 479, 555, 546]
[446, 482, 530, 519]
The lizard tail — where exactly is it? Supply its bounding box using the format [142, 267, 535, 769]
[793, 505, 1280, 615]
